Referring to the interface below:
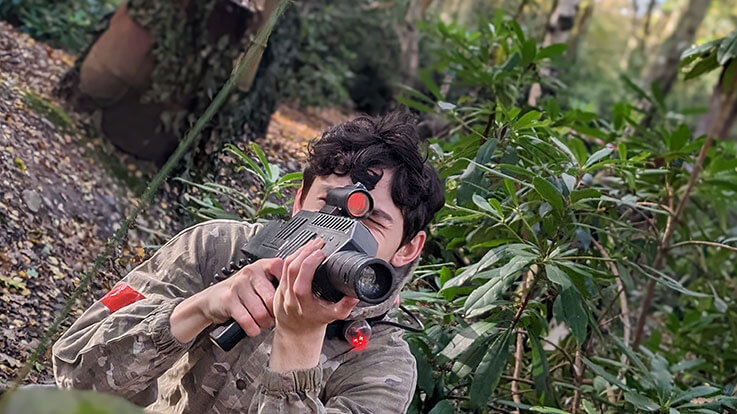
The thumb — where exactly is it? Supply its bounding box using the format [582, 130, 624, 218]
[334, 297, 360, 320]
[262, 258, 284, 281]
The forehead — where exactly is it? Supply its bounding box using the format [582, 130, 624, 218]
[307, 171, 401, 216]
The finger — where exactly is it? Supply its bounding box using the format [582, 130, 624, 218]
[332, 296, 360, 321]
[282, 238, 318, 288]
[237, 283, 274, 329]
[261, 258, 284, 282]
[229, 303, 261, 337]
[285, 238, 323, 289]
[250, 274, 277, 317]
[284, 237, 321, 267]
[293, 248, 325, 302]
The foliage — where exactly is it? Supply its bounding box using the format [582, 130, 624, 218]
[0, 0, 118, 52]
[401, 12, 737, 413]
[282, 0, 403, 112]
[1, 387, 142, 413]
[178, 143, 301, 222]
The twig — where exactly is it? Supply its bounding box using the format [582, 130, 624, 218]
[571, 349, 584, 413]
[481, 109, 495, 144]
[633, 80, 736, 348]
[511, 267, 534, 412]
[669, 240, 737, 253]
[592, 240, 631, 346]
[501, 375, 535, 386]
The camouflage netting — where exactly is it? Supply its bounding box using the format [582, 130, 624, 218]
[127, 0, 300, 144]
[58, 0, 300, 167]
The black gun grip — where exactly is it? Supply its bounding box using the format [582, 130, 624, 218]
[209, 319, 245, 352]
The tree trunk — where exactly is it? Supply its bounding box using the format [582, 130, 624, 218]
[696, 63, 737, 140]
[567, 0, 594, 64]
[637, 0, 711, 128]
[399, 0, 432, 86]
[58, 0, 300, 165]
[528, 0, 582, 106]
[644, 0, 711, 99]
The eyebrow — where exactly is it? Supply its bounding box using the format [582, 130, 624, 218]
[317, 184, 394, 225]
[370, 208, 393, 225]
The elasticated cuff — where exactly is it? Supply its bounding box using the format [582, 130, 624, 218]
[147, 298, 195, 355]
[260, 366, 323, 394]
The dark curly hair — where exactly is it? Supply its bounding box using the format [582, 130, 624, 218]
[302, 112, 445, 246]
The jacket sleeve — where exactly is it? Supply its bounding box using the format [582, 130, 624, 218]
[249, 326, 417, 413]
[52, 220, 254, 403]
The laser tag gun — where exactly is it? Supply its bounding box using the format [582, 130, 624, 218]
[210, 182, 396, 351]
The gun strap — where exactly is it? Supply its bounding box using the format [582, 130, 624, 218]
[325, 312, 389, 341]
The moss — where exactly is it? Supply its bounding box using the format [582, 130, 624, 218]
[22, 91, 75, 132]
[89, 147, 149, 195]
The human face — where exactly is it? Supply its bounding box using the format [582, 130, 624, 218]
[292, 170, 425, 268]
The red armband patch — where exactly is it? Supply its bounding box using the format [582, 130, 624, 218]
[100, 283, 145, 313]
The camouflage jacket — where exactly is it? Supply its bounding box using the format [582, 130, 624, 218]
[52, 220, 417, 413]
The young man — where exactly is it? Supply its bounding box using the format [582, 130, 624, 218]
[52, 113, 444, 413]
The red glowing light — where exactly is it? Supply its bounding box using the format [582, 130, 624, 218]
[350, 334, 368, 351]
[346, 192, 370, 217]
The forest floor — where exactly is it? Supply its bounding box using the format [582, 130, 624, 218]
[0, 21, 351, 389]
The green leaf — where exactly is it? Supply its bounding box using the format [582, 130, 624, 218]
[681, 39, 720, 63]
[584, 147, 613, 169]
[530, 332, 556, 406]
[500, 52, 521, 72]
[2, 388, 143, 414]
[722, 58, 737, 95]
[581, 357, 630, 391]
[685, 53, 720, 80]
[533, 176, 564, 211]
[504, 178, 518, 205]
[469, 331, 512, 410]
[546, 264, 571, 288]
[570, 188, 601, 204]
[551, 136, 578, 165]
[409, 341, 435, 395]
[624, 391, 660, 412]
[620, 74, 652, 103]
[631, 263, 709, 297]
[473, 194, 500, 217]
[669, 124, 691, 151]
[537, 43, 567, 60]
[440, 321, 496, 360]
[582, 400, 597, 414]
[397, 95, 435, 113]
[464, 256, 532, 314]
[419, 68, 442, 100]
[442, 246, 506, 291]
[428, 400, 455, 414]
[514, 110, 542, 130]
[249, 143, 273, 180]
[521, 38, 537, 65]
[717, 31, 737, 65]
[671, 386, 720, 406]
[531, 407, 571, 414]
[558, 287, 587, 343]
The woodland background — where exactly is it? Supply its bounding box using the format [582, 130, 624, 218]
[0, 0, 737, 413]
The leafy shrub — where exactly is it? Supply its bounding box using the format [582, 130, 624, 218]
[400, 12, 737, 413]
[178, 143, 302, 222]
[283, 0, 402, 112]
[0, 0, 118, 52]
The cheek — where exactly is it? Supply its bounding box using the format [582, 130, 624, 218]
[372, 230, 402, 262]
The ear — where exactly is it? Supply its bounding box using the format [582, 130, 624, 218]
[390, 231, 426, 267]
[292, 185, 304, 216]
